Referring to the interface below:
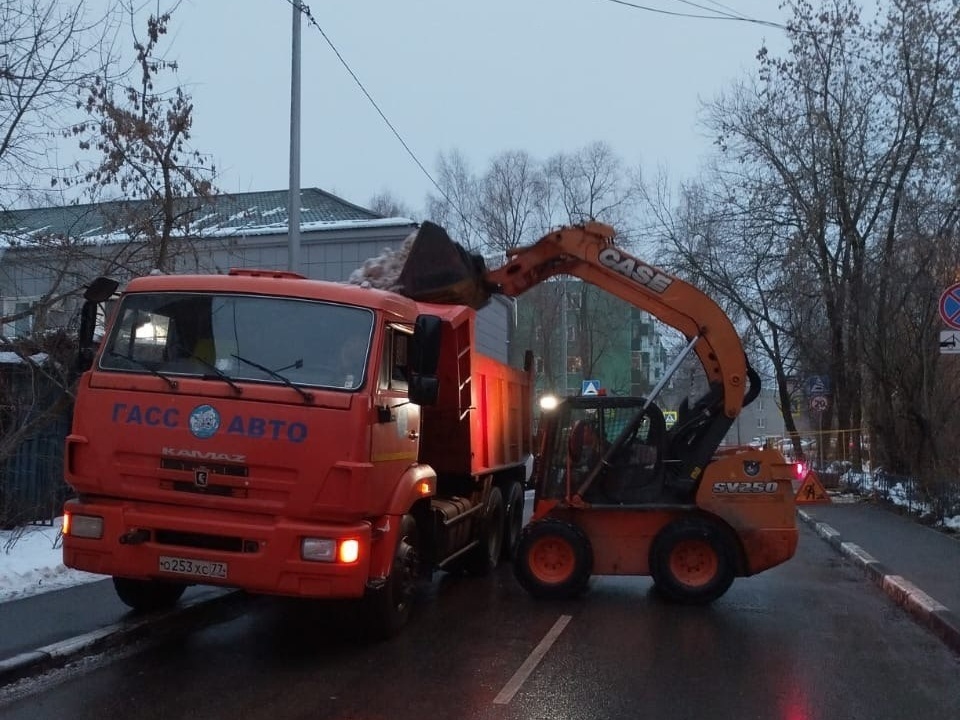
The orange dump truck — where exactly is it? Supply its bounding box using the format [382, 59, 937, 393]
[62, 269, 531, 637]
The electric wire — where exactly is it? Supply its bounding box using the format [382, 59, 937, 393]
[283, 0, 451, 208]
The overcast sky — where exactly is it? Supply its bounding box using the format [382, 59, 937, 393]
[160, 0, 790, 213]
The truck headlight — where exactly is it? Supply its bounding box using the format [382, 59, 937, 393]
[301, 537, 361, 564]
[64, 513, 104, 539]
[301, 538, 336, 562]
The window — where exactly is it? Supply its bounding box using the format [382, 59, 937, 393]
[567, 355, 582, 373]
[100, 292, 374, 391]
[379, 325, 411, 392]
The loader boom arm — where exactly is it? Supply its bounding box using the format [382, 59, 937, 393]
[484, 222, 747, 418]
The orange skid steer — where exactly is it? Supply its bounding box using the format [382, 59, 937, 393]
[399, 221, 798, 603]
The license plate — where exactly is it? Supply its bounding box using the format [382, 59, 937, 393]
[158, 555, 228, 579]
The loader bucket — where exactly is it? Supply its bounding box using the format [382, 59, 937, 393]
[396, 221, 492, 309]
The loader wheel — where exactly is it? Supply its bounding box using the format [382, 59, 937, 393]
[649, 517, 736, 605]
[366, 514, 420, 640]
[113, 577, 186, 612]
[501, 481, 525, 561]
[513, 519, 592, 600]
[466, 486, 504, 576]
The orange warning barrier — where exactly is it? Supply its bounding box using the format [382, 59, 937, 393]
[795, 470, 831, 504]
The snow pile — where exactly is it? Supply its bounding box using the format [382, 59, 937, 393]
[347, 230, 417, 290]
[0, 518, 101, 602]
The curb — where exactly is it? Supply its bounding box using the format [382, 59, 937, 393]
[0, 588, 244, 686]
[797, 509, 960, 655]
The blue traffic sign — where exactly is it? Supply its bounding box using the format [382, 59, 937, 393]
[940, 283, 960, 330]
[581, 380, 600, 396]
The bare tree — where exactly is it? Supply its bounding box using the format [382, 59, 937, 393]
[0, 0, 119, 207]
[368, 190, 415, 220]
[651, 0, 960, 482]
[60, 3, 218, 273]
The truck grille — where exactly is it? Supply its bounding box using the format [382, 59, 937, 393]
[154, 529, 259, 554]
[160, 458, 248, 477]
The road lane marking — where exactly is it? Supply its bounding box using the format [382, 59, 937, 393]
[493, 614, 571, 705]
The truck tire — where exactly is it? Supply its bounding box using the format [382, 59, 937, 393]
[365, 514, 420, 640]
[513, 519, 592, 600]
[466, 486, 504, 576]
[501, 481, 525, 561]
[112, 577, 186, 612]
[649, 517, 736, 604]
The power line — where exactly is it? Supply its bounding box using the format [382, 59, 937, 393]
[283, 0, 455, 210]
[602, 0, 785, 29]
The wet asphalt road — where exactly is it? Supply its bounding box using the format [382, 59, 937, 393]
[1, 521, 958, 720]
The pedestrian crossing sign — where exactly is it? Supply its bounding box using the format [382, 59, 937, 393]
[581, 380, 600, 396]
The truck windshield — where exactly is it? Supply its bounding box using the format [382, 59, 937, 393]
[99, 292, 374, 391]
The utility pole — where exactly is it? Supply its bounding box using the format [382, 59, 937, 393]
[287, 1, 302, 272]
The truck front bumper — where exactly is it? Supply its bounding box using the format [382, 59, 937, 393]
[62, 498, 374, 599]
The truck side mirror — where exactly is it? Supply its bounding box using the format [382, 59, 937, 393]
[411, 314, 441, 375]
[76, 277, 119, 374]
[408, 314, 442, 406]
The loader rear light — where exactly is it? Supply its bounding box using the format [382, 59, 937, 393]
[795, 462, 807, 479]
[300, 537, 361, 564]
[63, 512, 104, 539]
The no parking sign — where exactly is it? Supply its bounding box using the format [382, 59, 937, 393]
[939, 282, 960, 330]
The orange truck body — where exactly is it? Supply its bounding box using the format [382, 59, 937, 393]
[62, 272, 531, 618]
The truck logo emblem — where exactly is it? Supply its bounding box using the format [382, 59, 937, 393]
[189, 405, 221, 439]
[195, 468, 210, 487]
[743, 460, 760, 476]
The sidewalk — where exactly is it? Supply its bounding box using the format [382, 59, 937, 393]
[797, 498, 960, 654]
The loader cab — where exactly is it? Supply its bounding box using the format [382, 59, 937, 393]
[534, 396, 667, 506]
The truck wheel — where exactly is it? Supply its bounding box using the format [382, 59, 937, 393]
[112, 577, 186, 612]
[466, 486, 504, 576]
[649, 517, 736, 604]
[513, 519, 592, 600]
[366, 514, 420, 640]
[501, 481, 525, 561]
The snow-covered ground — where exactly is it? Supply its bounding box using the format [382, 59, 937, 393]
[0, 517, 102, 603]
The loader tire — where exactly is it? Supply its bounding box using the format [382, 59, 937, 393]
[649, 517, 736, 605]
[466, 486, 504, 576]
[365, 514, 420, 640]
[513, 519, 592, 600]
[113, 577, 186, 612]
[501, 481, 525, 561]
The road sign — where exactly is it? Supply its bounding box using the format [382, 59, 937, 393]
[581, 380, 600, 396]
[809, 395, 829, 412]
[795, 470, 831, 504]
[805, 375, 830, 396]
[939, 283, 960, 330]
[941, 330, 960, 354]
[663, 410, 678, 428]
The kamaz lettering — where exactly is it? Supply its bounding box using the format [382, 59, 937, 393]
[713, 481, 779, 494]
[111, 403, 308, 442]
[597, 248, 673, 293]
[162, 447, 247, 463]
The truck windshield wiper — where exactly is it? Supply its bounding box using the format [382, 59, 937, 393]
[191, 355, 243, 395]
[105, 350, 178, 390]
[231, 354, 313, 403]
[170, 343, 243, 395]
